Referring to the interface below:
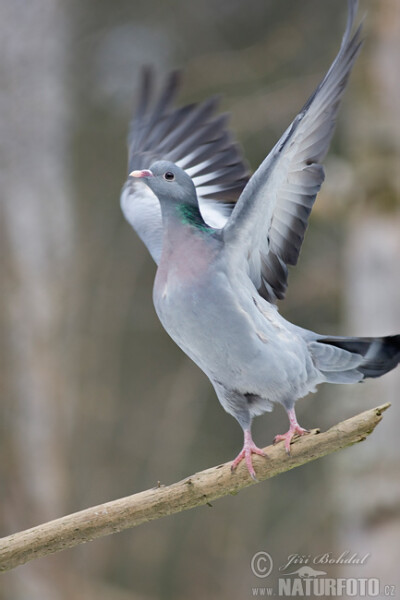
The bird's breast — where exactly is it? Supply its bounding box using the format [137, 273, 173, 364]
[154, 227, 218, 300]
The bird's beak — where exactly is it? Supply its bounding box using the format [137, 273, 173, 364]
[129, 169, 154, 178]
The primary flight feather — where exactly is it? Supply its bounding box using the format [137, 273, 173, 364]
[121, 0, 400, 479]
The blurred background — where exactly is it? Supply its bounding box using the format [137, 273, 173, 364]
[0, 0, 399, 598]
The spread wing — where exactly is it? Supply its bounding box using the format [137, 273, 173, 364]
[222, 0, 362, 303]
[121, 68, 249, 263]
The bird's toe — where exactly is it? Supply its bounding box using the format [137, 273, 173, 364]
[231, 437, 267, 480]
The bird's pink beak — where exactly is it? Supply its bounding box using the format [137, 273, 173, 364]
[129, 169, 154, 178]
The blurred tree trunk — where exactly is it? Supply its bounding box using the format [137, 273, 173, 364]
[0, 1, 74, 598]
[335, 0, 400, 588]
[337, 218, 400, 585]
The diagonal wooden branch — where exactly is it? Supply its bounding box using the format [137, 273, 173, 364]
[0, 403, 390, 572]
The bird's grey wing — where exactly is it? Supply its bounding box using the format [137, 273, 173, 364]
[121, 68, 249, 263]
[222, 0, 362, 303]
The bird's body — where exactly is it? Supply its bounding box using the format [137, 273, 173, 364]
[121, 0, 400, 478]
[153, 205, 320, 422]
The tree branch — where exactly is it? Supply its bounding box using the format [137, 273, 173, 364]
[0, 403, 390, 572]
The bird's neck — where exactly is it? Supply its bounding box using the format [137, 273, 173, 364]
[156, 200, 219, 287]
[160, 199, 212, 234]
[175, 203, 211, 232]
[158, 200, 217, 274]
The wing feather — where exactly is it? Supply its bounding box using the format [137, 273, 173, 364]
[223, 0, 362, 303]
[121, 68, 249, 263]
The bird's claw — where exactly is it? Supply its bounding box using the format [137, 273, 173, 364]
[231, 438, 267, 480]
[273, 425, 310, 455]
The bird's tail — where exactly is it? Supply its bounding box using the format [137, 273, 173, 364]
[309, 335, 400, 384]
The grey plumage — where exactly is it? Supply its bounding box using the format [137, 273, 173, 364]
[121, 67, 249, 262]
[121, 1, 400, 479]
[316, 336, 400, 379]
[222, 0, 362, 303]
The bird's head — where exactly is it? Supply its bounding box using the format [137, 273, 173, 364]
[130, 160, 197, 207]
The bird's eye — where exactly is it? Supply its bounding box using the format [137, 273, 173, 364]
[163, 171, 175, 181]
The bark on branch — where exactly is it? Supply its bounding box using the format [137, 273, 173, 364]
[0, 403, 390, 572]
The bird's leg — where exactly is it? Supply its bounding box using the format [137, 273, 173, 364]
[273, 406, 309, 455]
[231, 429, 267, 481]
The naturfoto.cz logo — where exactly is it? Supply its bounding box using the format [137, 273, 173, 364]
[250, 550, 396, 597]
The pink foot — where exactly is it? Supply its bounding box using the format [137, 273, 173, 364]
[273, 424, 309, 455]
[231, 430, 267, 480]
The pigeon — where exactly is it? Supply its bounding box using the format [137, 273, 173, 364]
[121, 0, 400, 479]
